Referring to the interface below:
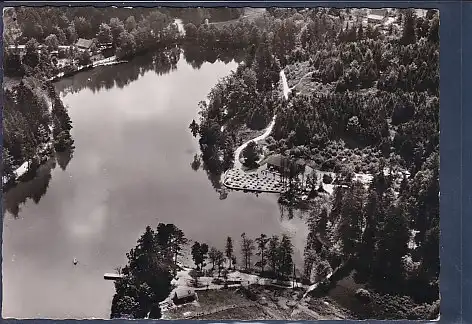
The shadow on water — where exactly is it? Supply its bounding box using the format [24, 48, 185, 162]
[55, 44, 245, 97]
[190, 153, 201, 172]
[182, 43, 246, 70]
[56, 148, 74, 171]
[54, 48, 181, 96]
[3, 157, 57, 218]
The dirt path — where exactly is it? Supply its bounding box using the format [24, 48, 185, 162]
[233, 69, 290, 169]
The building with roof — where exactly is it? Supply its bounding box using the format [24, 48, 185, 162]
[370, 8, 388, 16]
[76, 38, 96, 53]
[367, 13, 385, 24]
[266, 154, 305, 175]
[172, 287, 196, 305]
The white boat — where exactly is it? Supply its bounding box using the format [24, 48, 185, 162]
[73, 258, 78, 265]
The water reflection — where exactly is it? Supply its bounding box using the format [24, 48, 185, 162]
[3, 157, 57, 218]
[56, 149, 74, 171]
[54, 51, 178, 96]
[55, 45, 244, 97]
[183, 43, 245, 70]
[190, 153, 201, 171]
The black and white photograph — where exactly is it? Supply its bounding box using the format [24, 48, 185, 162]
[2, 5, 440, 320]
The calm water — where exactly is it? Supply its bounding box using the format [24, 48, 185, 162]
[2, 52, 308, 319]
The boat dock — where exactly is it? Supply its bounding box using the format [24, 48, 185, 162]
[104, 273, 124, 280]
[223, 168, 287, 193]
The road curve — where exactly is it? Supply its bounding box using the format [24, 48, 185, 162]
[233, 69, 290, 169]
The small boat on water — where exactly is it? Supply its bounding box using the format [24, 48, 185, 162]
[73, 258, 78, 265]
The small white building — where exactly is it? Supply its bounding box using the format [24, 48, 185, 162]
[367, 13, 385, 24]
[370, 8, 388, 17]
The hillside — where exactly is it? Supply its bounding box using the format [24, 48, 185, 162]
[191, 7, 440, 320]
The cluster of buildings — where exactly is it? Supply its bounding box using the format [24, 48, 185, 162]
[7, 38, 113, 58]
[353, 8, 429, 32]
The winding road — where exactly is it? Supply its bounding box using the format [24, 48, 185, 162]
[233, 69, 291, 169]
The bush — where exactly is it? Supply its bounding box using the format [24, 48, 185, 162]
[54, 131, 74, 152]
[428, 300, 440, 319]
[407, 305, 431, 320]
[240, 286, 259, 301]
[321, 158, 335, 171]
[58, 49, 67, 59]
[355, 288, 372, 303]
[212, 278, 224, 285]
[322, 173, 333, 184]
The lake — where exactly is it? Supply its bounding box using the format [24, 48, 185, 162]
[2, 51, 308, 319]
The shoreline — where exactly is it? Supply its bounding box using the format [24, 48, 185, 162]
[221, 69, 290, 192]
[2, 142, 54, 190]
[46, 56, 128, 82]
[3, 56, 129, 190]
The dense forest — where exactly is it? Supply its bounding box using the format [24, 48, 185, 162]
[2, 76, 74, 187]
[4, 6, 242, 45]
[3, 6, 243, 71]
[191, 7, 440, 319]
[110, 224, 184, 319]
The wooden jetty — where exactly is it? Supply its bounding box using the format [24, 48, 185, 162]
[104, 273, 124, 280]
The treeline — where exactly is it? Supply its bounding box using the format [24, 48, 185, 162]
[5, 7, 241, 45]
[175, 7, 244, 25]
[182, 9, 304, 58]
[111, 223, 297, 319]
[4, 6, 181, 72]
[4, 7, 244, 67]
[304, 152, 439, 304]
[96, 12, 180, 59]
[2, 77, 74, 185]
[111, 223, 188, 319]
[191, 233, 295, 281]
